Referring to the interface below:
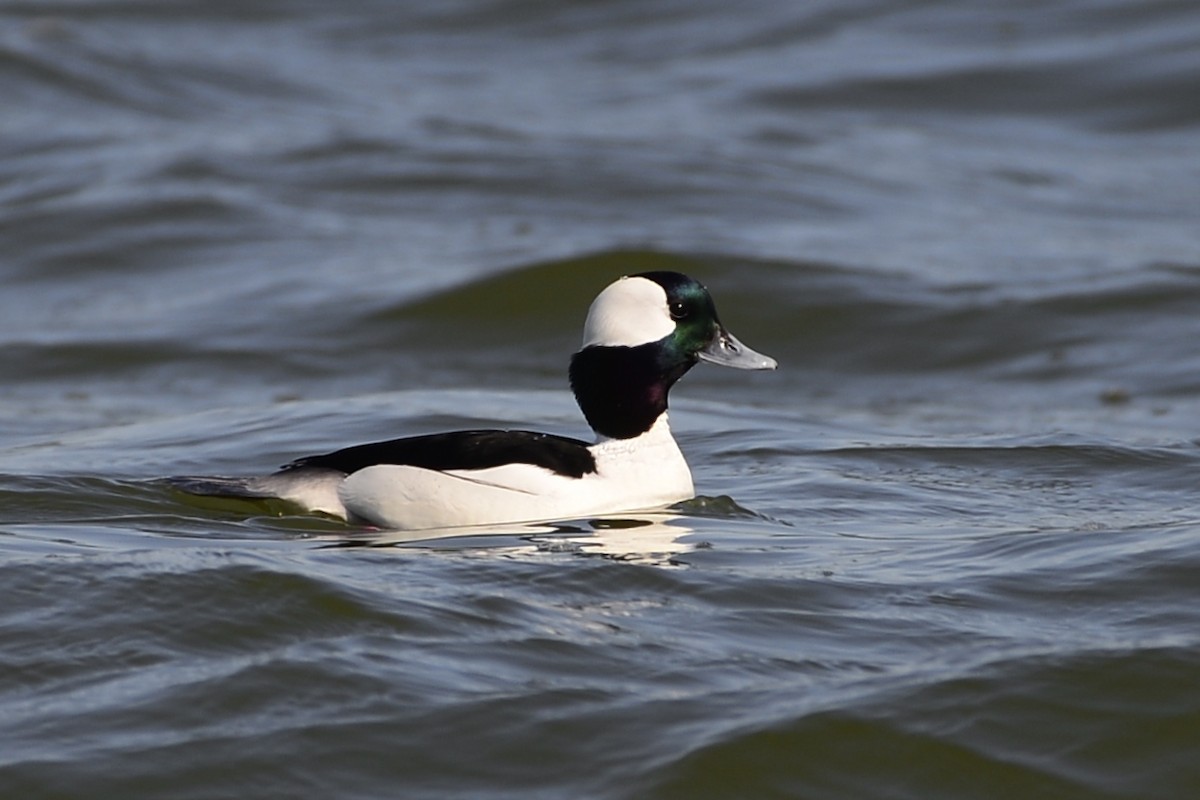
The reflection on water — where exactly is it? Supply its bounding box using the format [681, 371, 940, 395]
[315, 512, 698, 566]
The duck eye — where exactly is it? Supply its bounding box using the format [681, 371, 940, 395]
[669, 301, 688, 320]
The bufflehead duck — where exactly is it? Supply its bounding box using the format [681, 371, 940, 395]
[173, 271, 776, 529]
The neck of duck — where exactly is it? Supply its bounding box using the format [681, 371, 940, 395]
[569, 343, 696, 440]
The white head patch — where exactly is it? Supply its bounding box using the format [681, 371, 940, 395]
[581, 276, 675, 348]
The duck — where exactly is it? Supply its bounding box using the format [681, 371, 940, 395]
[172, 271, 777, 530]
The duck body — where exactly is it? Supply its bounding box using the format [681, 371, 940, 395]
[172, 271, 775, 530]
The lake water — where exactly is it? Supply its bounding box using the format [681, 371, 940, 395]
[3, 1, 1200, 798]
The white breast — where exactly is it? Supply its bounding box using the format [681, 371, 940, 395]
[337, 415, 693, 530]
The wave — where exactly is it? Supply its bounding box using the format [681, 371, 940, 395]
[639, 643, 1200, 799]
[6, 246, 1198, 408]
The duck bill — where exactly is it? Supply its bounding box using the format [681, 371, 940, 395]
[698, 327, 778, 370]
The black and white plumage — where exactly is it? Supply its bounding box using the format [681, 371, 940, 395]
[171, 271, 777, 530]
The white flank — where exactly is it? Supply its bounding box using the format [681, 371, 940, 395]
[338, 415, 693, 530]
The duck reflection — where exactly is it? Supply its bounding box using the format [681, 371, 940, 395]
[315, 512, 696, 565]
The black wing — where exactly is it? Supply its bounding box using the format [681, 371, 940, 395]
[282, 429, 597, 479]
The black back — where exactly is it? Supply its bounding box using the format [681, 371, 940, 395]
[282, 429, 597, 479]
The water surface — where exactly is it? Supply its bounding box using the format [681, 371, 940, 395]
[3, 1, 1200, 797]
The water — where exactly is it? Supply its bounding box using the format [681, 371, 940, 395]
[3, 0, 1200, 797]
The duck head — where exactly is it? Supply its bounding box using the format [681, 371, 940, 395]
[569, 271, 776, 439]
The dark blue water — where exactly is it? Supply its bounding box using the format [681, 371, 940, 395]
[3, 1, 1200, 797]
